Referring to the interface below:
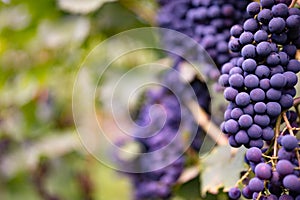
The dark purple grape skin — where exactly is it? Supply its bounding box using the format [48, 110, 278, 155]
[247, 2, 261, 16]
[266, 102, 281, 117]
[224, 119, 239, 134]
[254, 30, 269, 43]
[246, 147, 262, 163]
[241, 44, 257, 58]
[255, 163, 272, 180]
[238, 114, 253, 128]
[278, 148, 294, 160]
[262, 126, 274, 141]
[266, 88, 282, 101]
[231, 108, 243, 119]
[240, 31, 254, 45]
[244, 74, 259, 88]
[250, 88, 266, 102]
[271, 3, 289, 18]
[283, 174, 300, 192]
[236, 92, 251, 107]
[247, 124, 263, 139]
[254, 102, 267, 114]
[276, 160, 294, 176]
[281, 135, 299, 151]
[283, 71, 298, 87]
[254, 114, 270, 127]
[268, 17, 286, 33]
[286, 15, 300, 28]
[249, 177, 264, 192]
[258, 8, 273, 24]
[261, 0, 275, 8]
[287, 59, 300, 73]
[270, 73, 287, 88]
[229, 74, 244, 88]
[235, 130, 250, 144]
[242, 58, 257, 72]
[242, 186, 253, 199]
[256, 41, 272, 57]
[243, 18, 259, 33]
[228, 187, 241, 199]
[224, 87, 238, 101]
[230, 25, 244, 38]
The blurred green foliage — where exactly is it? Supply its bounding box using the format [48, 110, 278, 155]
[0, 0, 158, 199]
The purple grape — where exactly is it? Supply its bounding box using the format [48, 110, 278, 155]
[240, 31, 254, 45]
[255, 163, 272, 180]
[250, 88, 266, 102]
[287, 59, 300, 73]
[246, 147, 262, 162]
[230, 25, 244, 38]
[242, 58, 257, 72]
[224, 119, 239, 134]
[260, 78, 271, 90]
[248, 124, 263, 139]
[256, 41, 272, 57]
[254, 114, 270, 127]
[283, 174, 300, 192]
[261, 0, 275, 8]
[229, 73, 244, 88]
[258, 8, 273, 24]
[239, 114, 253, 128]
[228, 187, 241, 199]
[271, 3, 288, 18]
[254, 102, 267, 114]
[249, 177, 264, 192]
[262, 126, 274, 141]
[283, 71, 298, 87]
[281, 135, 298, 151]
[254, 30, 269, 43]
[244, 74, 259, 89]
[266, 102, 281, 117]
[235, 130, 250, 144]
[224, 87, 238, 101]
[241, 44, 257, 58]
[270, 73, 287, 88]
[276, 160, 294, 176]
[266, 88, 282, 101]
[236, 92, 251, 107]
[268, 17, 286, 33]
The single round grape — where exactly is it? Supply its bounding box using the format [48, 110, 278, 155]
[235, 130, 250, 144]
[283, 71, 298, 87]
[248, 124, 263, 139]
[279, 51, 289, 66]
[247, 2, 260, 16]
[229, 39, 242, 52]
[281, 135, 298, 151]
[239, 114, 253, 128]
[278, 148, 294, 160]
[266, 88, 282, 101]
[258, 8, 273, 24]
[242, 58, 257, 72]
[254, 30, 269, 43]
[230, 25, 244, 38]
[267, 53, 281, 66]
[287, 59, 300, 73]
[279, 94, 293, 109]
[248, 177, 264, 192]
[240, 31, 254, 45]
[256, 41, 272, 57]
[246, 147, 262, 163]
[243, 18, 259, 33]
[270, 73, 287, 88]
[254, 102, 267, 114]
[244, 74, 259, 89]
[260, 78, 271, 90]
[268, 17, 286, 33]
[243, 104, 254, 116]
[266, 102, 281, 117]
[218, 74, 229, 87]
[229, 74, 244, 88]
[250, 88, 266, 102]
[224, 109, 232, 121]
[283, 44, 297, 57]
[229, 135, 241, 147]
[221, 62, 234, 74]
[224, 119, 239, 134]
[255, 65, 270, 79]
[261, 0, 275, 8]
[231, 108, 244, 119]
[229, 67, 243, 75]
[228, 187, 241, 200]
[224, 87, 238, 101]
[236, 92, 251, 107]
[242, 186, 253, 199]
[254, 114, 270, 127]
[270, 65, 284, 76]
[262, 126, 274, 141]
[271, 3, 288, 18]
[255, 163, 272, 180]
[283, 174, 300, 192]
[271, 33, 288, 44]
[276, 160, 294, 176]
[285, 87, 296, 97]
[241, 44, 256, 58]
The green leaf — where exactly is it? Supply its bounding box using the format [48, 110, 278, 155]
[200, 145, 247, 196]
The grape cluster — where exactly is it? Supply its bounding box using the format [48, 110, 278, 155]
[115, 63, 210, 200]
[220, 0, 300, 149]
[228, 116, 300, 200]
[157, 0, 251, 71]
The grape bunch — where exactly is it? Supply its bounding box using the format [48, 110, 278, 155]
[228, 110, 300, 199]
[115, 62, 210, 200]
[157, 0, 251, 73]
[220, 0, 300, 149]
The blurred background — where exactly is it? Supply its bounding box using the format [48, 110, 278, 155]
[0, 0, 162, 199]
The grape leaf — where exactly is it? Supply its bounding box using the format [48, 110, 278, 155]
[200, 145, 247, 196]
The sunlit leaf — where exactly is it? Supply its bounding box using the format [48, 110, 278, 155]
[200, 145, 247, 196]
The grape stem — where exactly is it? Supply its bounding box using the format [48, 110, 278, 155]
[273, 113, 282, 159]
[187, 100, 228, 146]
[235, 167, 252, 187]
[289, 0, 298, 8]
